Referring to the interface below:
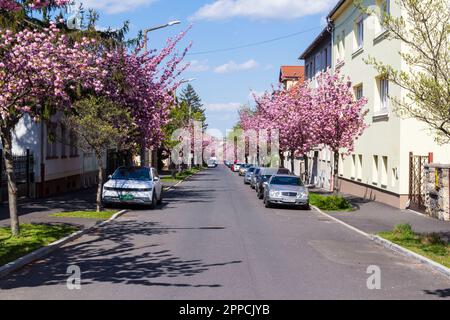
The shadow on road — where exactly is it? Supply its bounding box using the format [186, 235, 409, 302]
[423, 288, 450, 298]
[0, 219, 241, 290]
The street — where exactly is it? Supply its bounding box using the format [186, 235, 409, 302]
[0, 166, 449, 300]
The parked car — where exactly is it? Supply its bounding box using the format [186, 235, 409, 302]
[102, 166, 162, 209]
[244, 166, 257, 184]
[231, 163, 243, 172]
[255, 167, 291, 199]
[263, 175, 309, 209]
[239, 164, 252, 176]
[250, 167, 261, 189]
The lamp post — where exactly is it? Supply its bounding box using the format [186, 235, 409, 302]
[140, 20, 181, 168]
[143, 20, 181, 52]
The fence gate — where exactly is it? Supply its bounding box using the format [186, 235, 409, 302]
[408, 153, 429, 212]
[0, 149, 35, 201]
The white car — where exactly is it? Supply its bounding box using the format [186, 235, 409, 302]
[102, 166, 163, 209]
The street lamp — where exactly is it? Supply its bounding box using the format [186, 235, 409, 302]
[143, 20, 181, 52]
[141, 20, 181, 168]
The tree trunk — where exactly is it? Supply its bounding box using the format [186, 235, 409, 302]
[1, 128, 20, 237]
[304, 155, 309, 185]
[290, 151, 295, 174]
[333, 151, 339, 195]
[140, 143, 147, 167]
[279, 151, 285, 168]
[96, 154, 104, 213]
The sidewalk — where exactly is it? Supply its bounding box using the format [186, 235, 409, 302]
[321, 192, 450, 237]
[0, 180, 177, 229]
[0, 188, 100, 229]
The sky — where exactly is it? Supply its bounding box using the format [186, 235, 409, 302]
[72, 0, 337, 137]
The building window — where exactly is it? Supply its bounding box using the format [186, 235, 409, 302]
[355, 84, 363, 100]
[69, 131, 79, 157]
[381, 156, 388, 187]
[61, 125, 67, 158]
[355, 16, 364, 50]
[357, 154, 363, 180]
[378, 77, 389, 113]
[372, 155, 379, 184]
[351, 154, 356, 178]
[46, 123, 58, 159]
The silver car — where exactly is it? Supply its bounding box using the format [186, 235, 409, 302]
[263, 174, 309, 209]
[250, 167, 261, 189]
[102, 166, 163, 209]
[244, 166, 257, 184]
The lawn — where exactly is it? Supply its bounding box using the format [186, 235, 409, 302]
[49, 210, 117, 220]
[161, 167, 203, 183]
[309, 193, 354, 211]
[0, 224, 78, 266]
[378, 224, 450, 268]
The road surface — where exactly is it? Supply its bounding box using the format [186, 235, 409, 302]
[0, 166, 449, 299]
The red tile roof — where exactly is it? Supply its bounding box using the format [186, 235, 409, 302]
[279, 66, 305, 83]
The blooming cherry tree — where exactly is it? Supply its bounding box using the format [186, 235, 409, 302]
[0, 23, 102, 236]
[313, 69, 368, 193]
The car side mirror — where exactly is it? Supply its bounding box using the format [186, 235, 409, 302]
[154, 177, 160, 182]
[108, 175, 112, 179]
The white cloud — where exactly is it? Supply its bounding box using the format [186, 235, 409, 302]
[206, 103, 242, 112]
[78, 0, 157, 14]
[192, 0, 336, 21]
[186, 60, 211, 72]
[248, 90, 265, 101]
[214, 59, 259, 74]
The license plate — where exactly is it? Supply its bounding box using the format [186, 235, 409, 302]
[120, 194, 135, 201]
[282, 198, 296, 203]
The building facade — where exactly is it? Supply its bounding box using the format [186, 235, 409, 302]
[279, 66, 305, 90]
[328, 0, 450, 209]
[299, 28, 334, 190]
[0, 114, 103, 201]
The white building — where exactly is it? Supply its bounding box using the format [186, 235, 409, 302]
[328, 0, 450, 209]
[1, 114, 102, 200]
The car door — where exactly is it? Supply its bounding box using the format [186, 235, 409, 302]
[152, 169, 162, 199]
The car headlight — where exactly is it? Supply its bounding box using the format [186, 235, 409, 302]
[297, 192, 308, 199]
[269, 190, 281, 197]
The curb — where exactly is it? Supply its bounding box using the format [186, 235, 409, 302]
[163, 169, 203, 192]
[0, 209, 128, 279]
[311, 205, 450, 279]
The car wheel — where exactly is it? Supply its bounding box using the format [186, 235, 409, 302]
[149, 192, 157, 210]
[157, 191, 163, 205]
[258, 190, 263, 199]
[264, 197, 272, 208]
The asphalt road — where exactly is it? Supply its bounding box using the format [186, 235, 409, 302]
[0, 165, 449, 299]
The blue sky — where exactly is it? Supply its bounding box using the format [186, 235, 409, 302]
[74, 0, 336, 136]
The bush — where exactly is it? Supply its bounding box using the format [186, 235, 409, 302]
[393, 223, 415, 238]
[309, 193, 353, 211]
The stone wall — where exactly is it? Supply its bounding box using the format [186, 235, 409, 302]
[424, 164, 450, 221]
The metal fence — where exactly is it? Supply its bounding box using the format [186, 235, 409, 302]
[0, 149, 35, 200]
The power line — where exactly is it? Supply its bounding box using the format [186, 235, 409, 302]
[187, 26, 323, 56]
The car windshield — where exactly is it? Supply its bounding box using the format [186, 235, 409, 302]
[254, 169, 261, 175]
[270, 176, 303, 186]
[261, 168, 278, 175]
[262, 175, 272, 181]
[112, 167, 151, 181]
[247, 167, 255, 173]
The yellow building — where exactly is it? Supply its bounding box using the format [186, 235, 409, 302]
[328, 0, 450, 209]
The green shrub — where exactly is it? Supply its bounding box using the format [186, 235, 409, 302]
[309, 193, 353, 211]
